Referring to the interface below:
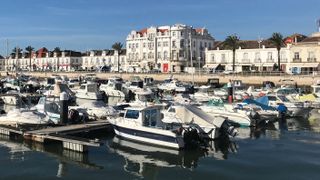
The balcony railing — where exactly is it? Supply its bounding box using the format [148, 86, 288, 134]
[242, 59, 250, 63]
[293, 58, 302, 62]
[280, 58, 288, 63]
[254, 58, 261, 63]
[266, 59, 274, 63]
[307, 58, 317, 62]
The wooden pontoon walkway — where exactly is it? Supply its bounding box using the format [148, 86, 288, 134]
[0, 121, 112, 152]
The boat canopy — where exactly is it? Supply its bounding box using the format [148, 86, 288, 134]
[243, 96, 276, 111]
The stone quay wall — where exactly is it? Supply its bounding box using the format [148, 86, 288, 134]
[1, 71, 319, 86]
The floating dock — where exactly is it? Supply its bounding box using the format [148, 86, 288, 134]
[0, 121, 112, 152]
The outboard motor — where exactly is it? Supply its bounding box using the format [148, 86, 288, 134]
[68, 109, 80, 124]
[220, 121, 238, 137]
[183, 127, 201, 149]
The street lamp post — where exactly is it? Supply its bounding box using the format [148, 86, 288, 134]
[198, 56, 201, 76]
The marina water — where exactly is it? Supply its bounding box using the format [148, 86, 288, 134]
[0, 97, 319, 180]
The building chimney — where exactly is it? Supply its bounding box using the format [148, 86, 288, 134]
[262, 45, 265, 49]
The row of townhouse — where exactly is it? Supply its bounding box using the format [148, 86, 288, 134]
[3, 48, 126, 72]
[204, 32, 320, 74]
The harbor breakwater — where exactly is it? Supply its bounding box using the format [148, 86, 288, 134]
[1, 71, 319, 86]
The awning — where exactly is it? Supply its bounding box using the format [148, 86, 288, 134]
[288, 63, 320, 68]
[203, 64, 220, 69]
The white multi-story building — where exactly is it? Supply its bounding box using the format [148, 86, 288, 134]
[81, 49, 126, 71]
[205, 40, 291, 72]
[126, 24, 215, 73]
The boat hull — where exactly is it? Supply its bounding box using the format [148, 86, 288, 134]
[112, 124, 184, 150]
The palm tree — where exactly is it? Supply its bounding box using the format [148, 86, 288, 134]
[269, 33, 284, 72]
[54, 47, 61, 71]
[112, 42, 123, 72]
[11, 47, 22, 58]
[25, 46, 34, 71]
[223, 35, 240, 72]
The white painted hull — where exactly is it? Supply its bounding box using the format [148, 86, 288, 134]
[105, 90, 125, 98]
[76, 92, 104, 100]
[0, 96, 19, 106]
[112, 123, 184, 149]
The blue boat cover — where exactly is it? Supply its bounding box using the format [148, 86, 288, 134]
[243, 96, 276, 111]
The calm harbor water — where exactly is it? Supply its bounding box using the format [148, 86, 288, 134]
[0, 98, 319, 180]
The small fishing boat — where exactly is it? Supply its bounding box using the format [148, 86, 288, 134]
[75, 82, 105, 100]
[109, 105, 207, 149]
[100, 77, 125, 98]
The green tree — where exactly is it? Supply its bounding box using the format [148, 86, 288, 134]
[223, 35, 240, 72]
[25, 46, 34, 71]
[112, 42, 123, 72]
[269, 32, 284, 72]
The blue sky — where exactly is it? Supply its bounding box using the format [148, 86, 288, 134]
[0, 0, 319, 55]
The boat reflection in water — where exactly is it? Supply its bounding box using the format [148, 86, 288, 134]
[0, 135, 103, 178]
[107, 136, 237, 178]
[235, 117, 313, 140]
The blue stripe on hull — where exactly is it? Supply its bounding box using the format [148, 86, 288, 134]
[113, 125, 178, 144]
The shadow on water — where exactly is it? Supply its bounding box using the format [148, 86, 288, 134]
[106, 136, 237, 178]
[0, 134, 104, 178]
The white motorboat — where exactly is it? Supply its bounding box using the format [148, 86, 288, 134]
[75, 82, 105, 100]
[0, 109, 49, 126]
[34, 97, 88, 124]
[158, 78, 187, 92]
[0, 90, 41, 106]
[77, 100, 118, 119]
[42, 82, 76, 102]
[25, 77, 40, 88]
[198, 100, 252, 127]
[191, 86, 218, 103]
[109, 105, 207, 149]
[100, 77, 125, 98]
[265, 94, 311, 117]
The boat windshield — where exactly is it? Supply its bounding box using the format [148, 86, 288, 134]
[125, 110, 139, 119]
[137, 94, 154, 102]
[115, 83, 122, 91]
[278, 95, 289, 102]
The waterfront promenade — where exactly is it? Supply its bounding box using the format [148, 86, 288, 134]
[1, 71, 318, 86]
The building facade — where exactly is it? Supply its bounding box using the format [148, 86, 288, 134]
[0, 55, 5, 71]
[81, 49, 126, 71]
[205, 40, 291, 72]
[126, 24, 215, 73]
[288, 32, 320, 74]
[6, 48, 82, 72]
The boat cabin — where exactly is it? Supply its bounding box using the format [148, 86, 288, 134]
[144, 77, 154, 86]
[134, 90, 154, 103]
[311, 80, 320, 96]
[123, 106, 163, 128]
[207, 78, 219, 88]
[79, 82, 99, 93]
